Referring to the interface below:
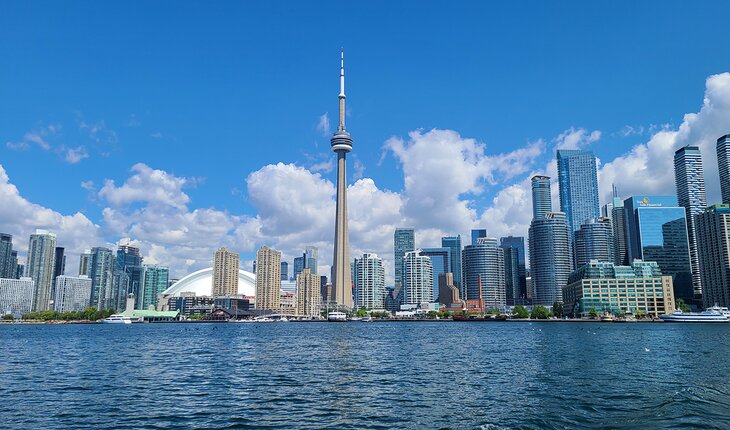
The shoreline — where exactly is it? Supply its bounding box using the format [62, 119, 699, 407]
[1, 318, 666, 325]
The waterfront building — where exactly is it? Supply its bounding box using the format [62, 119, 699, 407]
[27, 229, 57, 311]
[557, 149, 600, 234]
[89, 247, 114, 310]
[574, 218, 614, 268]
[280, 261, 288, 281]
[437, 272, 460, 307]
[531, 175, 553, 220]
[420, 247, 450, 302]
[296, 268, 321, 317]
[0, 277, 34, 318]
[563, 260, 675, 318]
[624, 196, 693, 301]
[353, 253, 385, 309]
[501, 245, 521, 305]
[604, 188, 630, 266]
[500, 236, 527, 303]
[674, 145, 707, 297]
[330, 50, 354, 309]
[696, 204, 730, 307]
[167, 294, 215, 318]
[441, 235, 463, 299]
[305, 246, 318, 275]
[462, 237, 506, 308]
[403, 250, 433, 305]
[113, 244, 143, 310]
[0, 233, 16, 279]
[78, 250, 92, 277]
[529, 212, 572, 305]
[718, 134, 730, 204]
[53, 275, 92, 313]
[471, 229, 487, 246]
[255, 246, 281, 311]
[160, 268, 256, 305]
[139, 265, 169, 310]
[213, 247, 240, 297]
[394, 228, 415, 298]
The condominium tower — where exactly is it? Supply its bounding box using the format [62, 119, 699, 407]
[403, 250, 433, 305]
[296, 268, 321, 317]
[255, 246, 281, 311]
[531, 175, 552, 220]
[394, 228, 415, 295]
[353, 253, 385, 309]
[27, 230, 57, 311]
[557, 149, 600, 234]
[718, 134, 730, 204]
[696, 205, 730, 307]
[213, 247, 239, 297]
[462, 237, 506, 308]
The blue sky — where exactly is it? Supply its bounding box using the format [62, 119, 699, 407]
[2, 1, 730, 279]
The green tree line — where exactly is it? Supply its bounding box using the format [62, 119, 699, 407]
[22, 307, 115, 321]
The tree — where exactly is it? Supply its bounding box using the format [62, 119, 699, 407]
[676, 298, 691, 313]
[589, 307, 599, 319]
[355, 308, 368, 318]
[531, 305, 550, 319]
[552, 302, 564, 318]
[512, 305, 529, 319]
[2, 314, 13, 321]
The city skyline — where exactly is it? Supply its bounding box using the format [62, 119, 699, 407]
[2, 3, 730, 285]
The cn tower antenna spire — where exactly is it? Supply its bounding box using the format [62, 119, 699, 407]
[338, 48, 346, 132]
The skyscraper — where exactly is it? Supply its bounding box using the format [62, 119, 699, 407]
[139, 265, 169, 310]
[441, 235, 463, 299]
[500, 236, 527, 302]
[213, 247, 239, 297]
[280, 261, 289, 281]
[89, 247, 114, 310]
[304, 246, 318, 275]
[437, 273, 460, 307]
[54, 275, 92, 313]
[255, 246, 281, 311]
[394, 228, 415, 296]
[528, 212, 573, 305]
[114, 244, 143, 310]
[0, 233, 15, 279]
[471, 229, 487, 246]
[718, 134, 730, 204]
[330, 50, 354, 309]
[557, 149, 600, 234]
[696, 204, 730, 308]
[78, 250, 92, 277]
[574, 218, 614, 268]
[624, 196, 693, 301]
[27, 230, 57, 311]
[531, 175, 553, 220]
[296, 268, 321, 317]
[420, 247, 450, 302]
[293, 256, 305, 280]
[462, 237, 506, 308]
[605, 187, 630, 266]
[353, 253, 385, 309]
[403, 250, 433, 305]
[674, 145, 707, 297]
[501, 245, 521, 305]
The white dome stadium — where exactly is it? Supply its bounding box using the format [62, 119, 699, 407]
[162, 268, 256, 297]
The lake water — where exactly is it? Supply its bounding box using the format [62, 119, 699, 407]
[2, 322, 729, 429]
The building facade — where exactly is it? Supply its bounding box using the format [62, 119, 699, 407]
[89, 247, 115, 310]
[0, 277, 34, 318]
[78, 250, 92, 277]
[394, 228, 415, 296]
[420, 247, 450, 303]
[27, 229, 57, 311]
[441, 235, 463, 299]
[213, 247, 240, 297]
[574, 218, 614, 268]
[403, 250, 433, 305]
[462, 237, 506, 308]
[557, 149, 600, 234]
[696, 205, 730, 307]
[255, 246, 281, 311]
[471, 229, 487, 246]
[139, 265, 170, 310]
[113, 244, 143, 311]
[353, 253, 385, 309]
[54, 275, 92, 313]
[529, 212, 573, 305]
[718, 134, 730, 204]
[296, 268, 321, 317]
[500, 236, 527, 303]
[531, 175, 553, 220]
[0, 233, 16, 279]
[437, 272, 460, 307]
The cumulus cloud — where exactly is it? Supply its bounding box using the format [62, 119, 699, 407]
[99, 163, 191, 209]
[554, 127, 601, 150]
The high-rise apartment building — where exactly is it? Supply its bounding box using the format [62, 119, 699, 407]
[394, 228, 415, 296]
[52, 247, 66, 302]
[0, 277, 34, 318]
[280, 261, 289, 281]
[113, 244, 143, 310]
[462, 237, 506, 308]
[213, 247, 239, 297]
[529, 212, 572, 305]
[353, 253, 385, 309]
[696, 204, 730, 307]
[78, 250, 92, 277]
[441, 235, 463, 299]
[54, 275, 92, 313]
[255, 246, 281, 311]
[717, 134, 730, 204]
[501, 245, 521, 305]
[89, 247, 115, 310]
[574, 218, 614, 268]
[606, 191, 630, 266]
[420, 247, 450, 303]
[305, 246, 318, 275]
[296, 268, 321, 317]
[674, 145, 707, 297]
[138, 265, 169, 310]
[27, 230, 57, 311]
[0, 233, 16, 279]
[403, 250, 433, 305]
[293, 256, 305, 280]
[500, 236, 527, 302]
[557, 149, 600, 234]
[531, 175, 553, 220]
[471, 229, 487, 246]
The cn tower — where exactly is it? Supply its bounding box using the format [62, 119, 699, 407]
[331, 49, 354, 309]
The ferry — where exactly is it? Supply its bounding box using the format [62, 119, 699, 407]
[327, 311, 347, 322]
[659, 309, 729, 323]
[101, 314, 134, 324]
[707, 305, 730, 318]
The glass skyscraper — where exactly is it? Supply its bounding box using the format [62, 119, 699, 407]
[500, 236, 527, 303]
[718, 134, 730, 204]
[393, 228, 415, 295]
[470, 229, 487, 246]
[531, 175, 553, 220]
[420, 247, 450, 302]
[674, 145, 706, 297]
[0, 233, 16, 279]
[624, 196, 693, 301]
[139, 265, 170, 311]
[528, 212, 573, 306]
[574, 218, 614, 268]
[27, 230, 57, 311]
[462, 237, 506, 308]
[89, 247, 115, 310]
[696, 204, 730, 308]
[557, 149, 600, 234]
[353, 253, 385, 309]
[441, 235, 463, 299]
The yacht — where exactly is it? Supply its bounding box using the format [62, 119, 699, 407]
[600, 313, 615, 322]
[102, 314, 133, 324]
[707, 305, 730, 318]
[327, 311, 347, 322]
[659, 309, 729, 323]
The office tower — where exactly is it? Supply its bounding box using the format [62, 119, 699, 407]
[330, 50, 354, 309]
[674, 145, 707, 297]
[718, 134, 730, 204]
[574, 218, 614, 268]
[53, 247, 66, 280]
[441, 235, 463, 299]
[394, 228, 415, 296]
[0, 277, 34, 318]
[420, 247, 450, 303]
[27, 230, 57, 311]
[605, 187, 630, 266]
[113, 244, 143, 311]
[0, 233, 15, 279]
[531, 175, 553, 220]
[462, 237, 506, 308]
[353, 253, 385, 309]
[138, 265, 169, 310]
[696, 204, 730, 307]
[293, 256, 305, 280]
[557, 149, 600, 233]
[403, 250, 433, 305]
[304, 246, 318, 275]
[280, 261, 289, 281]
[295, 268, 321, 317]
[89, 247, 114, 310]
[79, 250, 92, 277]
[501, 245, 520, 305]
[54, 275, 92, 313]
[255, 246, 281, 311]
[471, 229, 487, 246]
[529, 212, 572, 305]
[213, 247, 239, 297]
[563, 260, 675, 317]
[500, 236, 527, 302]
[624, 196, 693, 301]
[15, 261, 24, 279]
[437, 273, 460, 307]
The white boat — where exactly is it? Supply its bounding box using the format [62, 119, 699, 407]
[600, 313, 615, 322]
[102, 314, 133, 324]
[328, 311, 347, 322]
[707, 305, 730, 318]
[659, 309, 729, 323]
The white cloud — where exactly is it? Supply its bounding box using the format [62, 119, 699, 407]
[80, 180, 95, 191]
[316, 112, 331, 136]
[64, 146, 89, 164]
[99, 163, 191, 209]
[554, 127, 601, 150]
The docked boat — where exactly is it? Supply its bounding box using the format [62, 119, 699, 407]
[101, 314, 133, 324]
[327, 311, 347, 322]
[707, 305, 730, 318]
[600, 313, 615, 322]
[659, 309, 729, 323]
